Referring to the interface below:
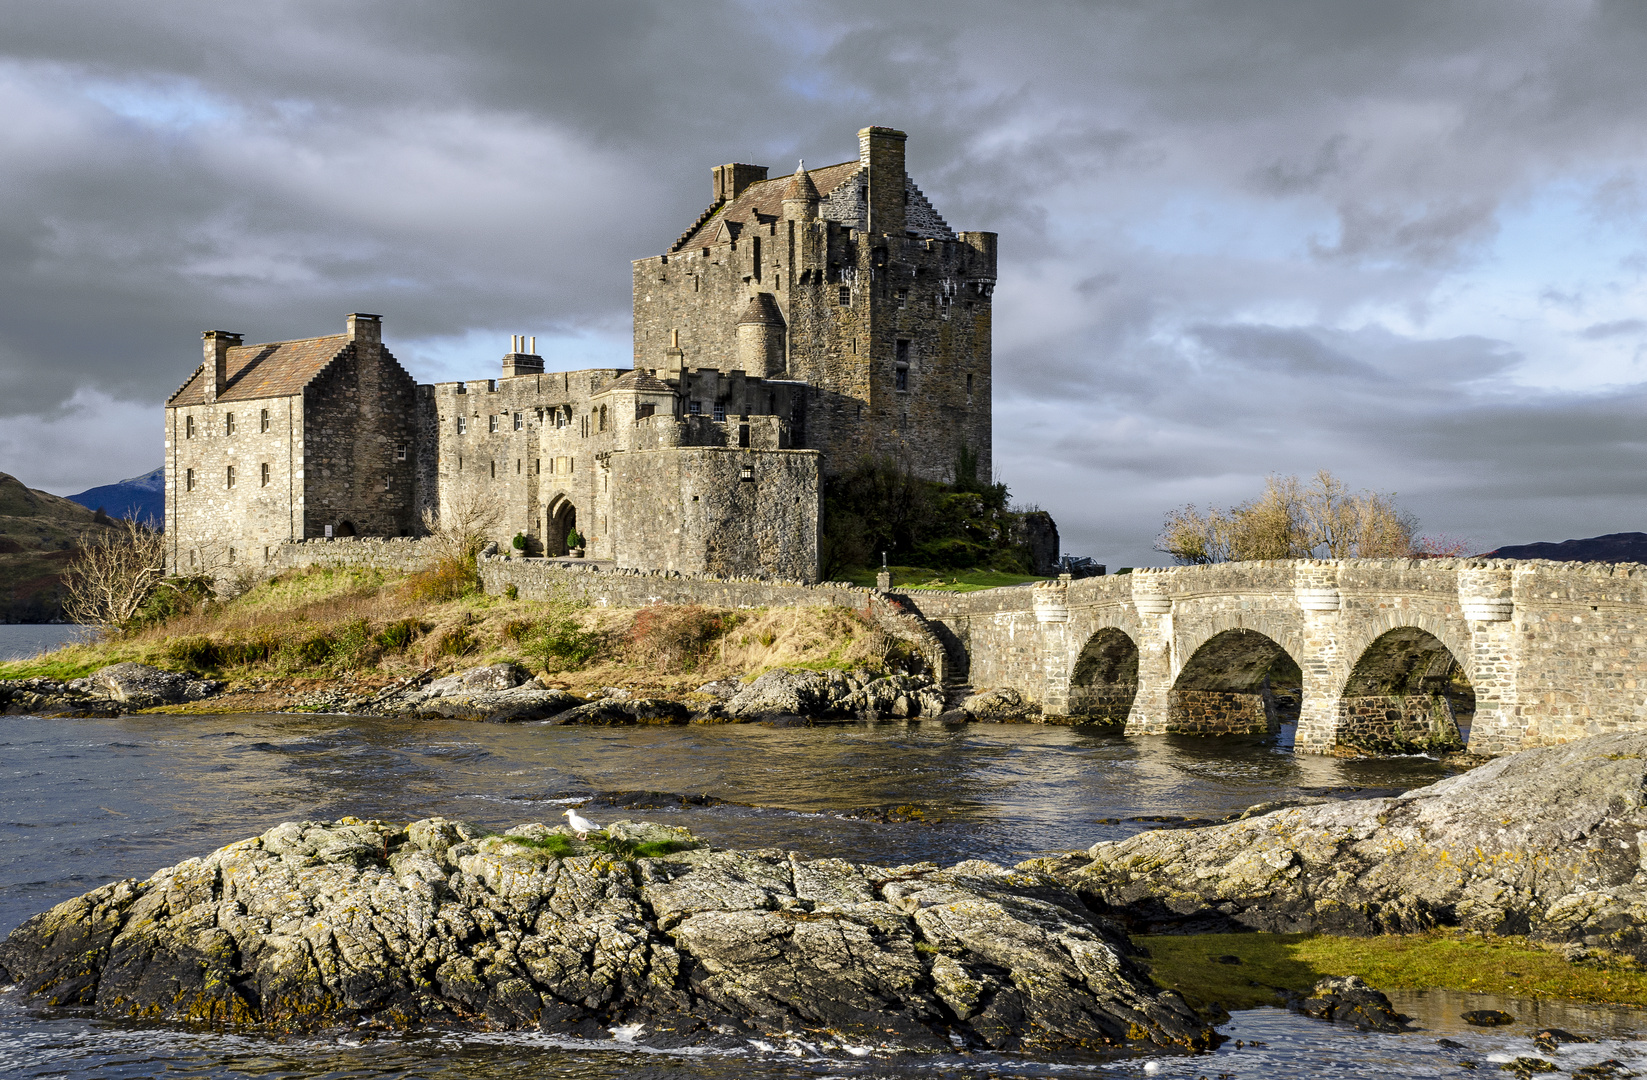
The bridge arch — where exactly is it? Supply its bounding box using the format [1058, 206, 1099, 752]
[1067, 627, 1139, 723]
[1168, 627, 1302, 735]
[1335, 625, 1473, 754]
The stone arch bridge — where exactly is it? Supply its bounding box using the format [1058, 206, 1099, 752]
[902, 559, 1647, 755]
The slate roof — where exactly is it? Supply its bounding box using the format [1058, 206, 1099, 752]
[167, 335, 351, 406]
[605, 369, 675, 393]
[675, 160, 860, 251]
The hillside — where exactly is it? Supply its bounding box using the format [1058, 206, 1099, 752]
[0, 472, 116, 622]
[1484, 532, 1647, 563]
[66, 466, 163, 526]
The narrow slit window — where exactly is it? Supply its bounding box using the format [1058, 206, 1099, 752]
[260, 408, 270, 432]
[260, 462, 270, 487]
[226, 465, 236, 488]
[225, 413, 235, 435]
[185, 468, 194, 491]
[185, 415, 194, 438]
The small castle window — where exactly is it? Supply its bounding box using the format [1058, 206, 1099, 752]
[228, 547, 235, 565]
[713, 401, 726, 422]
[185, 468, 194, 491]
[839, 285, 850, 306]
[490, 460, 496, 478]
[226, 465, 236, 488]
[260, 408, 270, 432]
[740, 465, 755, 482]
[489, 415, 499, 433]
[516, 458, 521, 474]
[689, 401, 701, 415]
[738, 424, 750, 448]
[637, 403, 656, 420]
[599, 405, 607, 431]
[896, 289, 907, 309]
[395, 445, 406, 461]
[752, 236, 762, 281]
[185, 415, 194, 438]
[225, 413, 235, 435]
[966, 373, 973, 402]
[895, 366, 908, 392]
[260, 462, 270, 487]
[457, 416, 467, 434]
[514, 412, 523, 431]
[534, 458, 540, 474]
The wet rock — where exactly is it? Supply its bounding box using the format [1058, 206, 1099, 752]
[550, 698, 690, 726]
[1462, 1009, 1517, 1026]
[725, 668, 835, 717]
[0, 817, 1215, 1055]
[725, 668, 939, 719]
[1438, 1038, 1469, 1049]
[1294, 975, 1409, 1032]
[88, 663, 220, 705]
[1574, 1060, 1635, 1077]
[411, 687, 582, 723]
[1059, 733, 1647, 955]
[961, 687, 1027, 719]
[1501, 1057, 1558, 1075]
[694, 680, 740, 701]
[1532, 1027, 1588, 1052]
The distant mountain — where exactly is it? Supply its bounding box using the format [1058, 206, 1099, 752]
[1484, 532, 1647, 563]
[66, 467, 163, 527]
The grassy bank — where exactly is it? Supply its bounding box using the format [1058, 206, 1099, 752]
[835, 565, 1047, 591]
[1139, 931, 1647, 1016]
[0, 564, 916, 703]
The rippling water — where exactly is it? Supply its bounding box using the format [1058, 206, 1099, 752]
[2, 710, 1643, 1077]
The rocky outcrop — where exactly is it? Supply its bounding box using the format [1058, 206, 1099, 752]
[549, 698, 691, 725]
[0, 663, 220, 716]
[1294, 975, 1409, 1032]
[1057, 732, 1647, 957]
[0, 817, 1212, 1056]
[725, 668, 944, 719]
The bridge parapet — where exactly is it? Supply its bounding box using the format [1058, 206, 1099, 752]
[902, 558, 1647, 756]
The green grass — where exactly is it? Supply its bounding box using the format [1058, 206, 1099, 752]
[499, 833, 698, 861]
[833, 565, 1050, 592]
[1138, 932, 1647, 1015]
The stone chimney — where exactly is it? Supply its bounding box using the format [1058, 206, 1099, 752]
[859, 126, 907, 236]
[713, 162, 768, 203]
[346, 312, 381, 346]
[502, 351, 544, 377]
[201, 330, 242, 403]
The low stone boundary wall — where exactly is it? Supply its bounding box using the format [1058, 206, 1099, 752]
[273, 537, 439, 574]
[477, 555, 949, 682]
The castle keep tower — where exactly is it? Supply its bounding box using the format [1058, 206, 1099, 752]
[633, 126, 997, 481]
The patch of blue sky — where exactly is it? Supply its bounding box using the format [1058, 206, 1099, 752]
[81, 76, 239, 131]
[1426, 178, 1647, 391]
[397, 327, 629, 385]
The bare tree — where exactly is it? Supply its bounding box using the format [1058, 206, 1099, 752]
[421, 488, 505, 565]
[1157, 470, 1423, 564]
[61, 518, 167, 633]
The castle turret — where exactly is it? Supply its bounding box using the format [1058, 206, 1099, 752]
[736, 293, 786, 378]
[781, 160, 820, 221]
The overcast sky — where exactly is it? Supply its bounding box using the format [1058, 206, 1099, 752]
[3, 1, 1645, 566]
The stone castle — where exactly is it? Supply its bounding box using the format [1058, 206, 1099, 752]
[164, 126, 997, 582]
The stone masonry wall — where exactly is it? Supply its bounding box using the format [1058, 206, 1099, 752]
[166, 392, 302, 574]
[299, 341, 419, 539]
[273, 537, 440, 574]
[1336, 693, 1464, 753]
[1167, 689, 1276, 735]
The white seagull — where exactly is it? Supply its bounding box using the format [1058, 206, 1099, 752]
[563, 807, 600, 840]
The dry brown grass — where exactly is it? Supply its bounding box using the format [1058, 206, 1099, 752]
[0, 566, 908, 695]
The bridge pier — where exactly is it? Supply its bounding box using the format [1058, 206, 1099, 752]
[1123, 572, 1174, 734]
[1294, 564, 1346, 753]
[1456, 566, 1520, 754]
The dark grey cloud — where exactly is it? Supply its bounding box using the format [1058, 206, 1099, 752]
[1, 0, 1645, 565]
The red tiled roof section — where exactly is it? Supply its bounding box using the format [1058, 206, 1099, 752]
[677, 160, 859, 250]
[167, 336, 350, 406]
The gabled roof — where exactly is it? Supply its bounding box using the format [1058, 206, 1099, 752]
[167, 335, 351, 406]
[675, 160, 860, 251]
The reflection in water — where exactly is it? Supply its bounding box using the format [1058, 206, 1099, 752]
[0, 710, 1635, 1078]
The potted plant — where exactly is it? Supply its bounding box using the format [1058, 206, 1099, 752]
[566, 528, 585, 558]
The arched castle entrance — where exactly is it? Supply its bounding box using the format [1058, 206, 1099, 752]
[546, 495, 578, 556]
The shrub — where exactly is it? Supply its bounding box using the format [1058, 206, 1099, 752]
[567, 528, 584, 550]
[435, 621, 475, 657]
[629, 605, 733, 670]
[512, 533, 526, 552]
[524, 606, 602, 671]
[504, 583, 519, 601]
[278, 631, 336, 671]
[374, 618, 424, 652]
[164, 634, 223, 673]
[403, 556, 478, 602]
[329, 618, 376, 671]
[502, 618, 533, 642]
